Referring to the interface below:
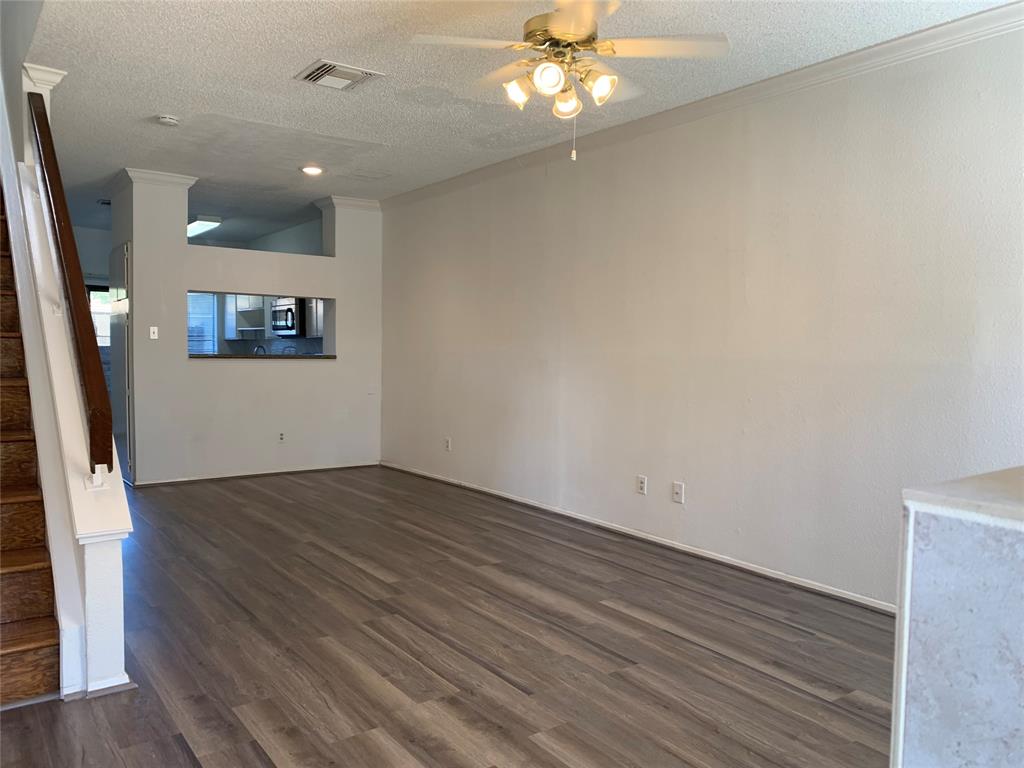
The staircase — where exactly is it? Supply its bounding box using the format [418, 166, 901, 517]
[0, 191, 60, 705]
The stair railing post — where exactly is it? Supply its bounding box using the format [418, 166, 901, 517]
[80, 533, 132, 694]
[21, 64, 66, 167]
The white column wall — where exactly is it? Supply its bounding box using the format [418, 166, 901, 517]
[114, 176, 382, 483]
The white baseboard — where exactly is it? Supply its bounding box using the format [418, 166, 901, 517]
[86, 678, 137, 699]
[86, 673, 133, 696]
[59, 622, 85, 698]
[381, 460, 896, 614]
[130, 462, 380, 487]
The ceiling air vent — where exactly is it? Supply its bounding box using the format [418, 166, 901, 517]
[295, 59, 383, 92]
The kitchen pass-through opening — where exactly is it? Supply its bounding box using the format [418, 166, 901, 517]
[186, 291, 336, 359]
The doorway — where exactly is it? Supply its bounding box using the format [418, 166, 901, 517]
[108, 242, 133, 484]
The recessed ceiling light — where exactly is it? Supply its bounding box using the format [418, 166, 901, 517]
[156, 115, 180, 127]
[301, 165, 324, 176]
[186, 216, 221, 237]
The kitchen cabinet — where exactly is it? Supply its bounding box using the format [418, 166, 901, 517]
[223, 294, 267, 339]
[305, 298, 325, 339]
[235, 294, 264, 312]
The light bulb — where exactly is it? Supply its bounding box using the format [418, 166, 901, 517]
[580, 69, 618, 106]
[502, 76, 533, 110]
[552, 85, 582, 120]
[532, 61, 566, 97]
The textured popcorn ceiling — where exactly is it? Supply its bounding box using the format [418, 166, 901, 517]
[29, 0, 1001, 237]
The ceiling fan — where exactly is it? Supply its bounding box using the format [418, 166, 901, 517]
[414, 0, 730, 121]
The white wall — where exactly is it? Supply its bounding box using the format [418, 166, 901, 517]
[72, 225, 111, 284]
[381, 26, 1024, 605]
[247, 218, 322, 256]
[0, 0, 43, 163]
[113, 173, 381, 484]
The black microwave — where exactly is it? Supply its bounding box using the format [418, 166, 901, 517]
[271, 297, 306, 337]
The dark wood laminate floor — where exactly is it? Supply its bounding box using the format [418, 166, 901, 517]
[0, 466, 894, 767]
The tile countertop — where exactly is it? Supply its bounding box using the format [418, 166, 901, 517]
[188, 354, 337, 360]
[903, 466, 1024, 523]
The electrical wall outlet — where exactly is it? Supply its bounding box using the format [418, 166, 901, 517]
[444, 437, 453, 452]
[279, 432, 285, 442]
[636, 474, 648, 495]
[672, 481, 684, 504]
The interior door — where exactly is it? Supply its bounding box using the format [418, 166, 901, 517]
[109, 241, 134, 483]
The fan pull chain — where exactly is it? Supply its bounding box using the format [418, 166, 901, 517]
[570, 116, 577, 161]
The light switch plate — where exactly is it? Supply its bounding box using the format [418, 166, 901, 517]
[149, 326, 159, 340]
[672, 481, 684, 504]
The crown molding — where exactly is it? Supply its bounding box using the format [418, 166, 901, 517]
[109, 168, 198, 194]
[316, 195, 380, 212]
[22, 63, 67, 91]
[124, 168, 198, 187]
[383, 2, 1024, 210]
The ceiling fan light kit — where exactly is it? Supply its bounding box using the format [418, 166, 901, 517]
[579, 67, 618, 106]
[503, 75, 534, 109]
[416, 2, 729, 123]
[553, 84, 583, 120]
[532, 60, 567, 96]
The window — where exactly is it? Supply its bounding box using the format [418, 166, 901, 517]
[186, 292, 217, 354]
[88, 287, 111, 347]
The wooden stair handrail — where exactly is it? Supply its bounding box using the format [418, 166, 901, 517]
[27, 92, 112, 472]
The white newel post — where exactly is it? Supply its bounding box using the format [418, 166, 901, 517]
[82, 536, 130, 692]
[22, 64, 66, 165]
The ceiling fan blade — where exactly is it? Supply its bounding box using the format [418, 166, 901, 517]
[554, 0, 622, 22]
[551, 0, 621, 39]
[477, 60, 534, 86]
[597, 34, 730, 58]
[412, 34, 524, 50]
[608, 74, 643, 103]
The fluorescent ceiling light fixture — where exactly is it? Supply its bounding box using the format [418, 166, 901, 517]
[186, 216, 221, 237]
[301, 165, 324, 176]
